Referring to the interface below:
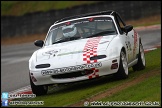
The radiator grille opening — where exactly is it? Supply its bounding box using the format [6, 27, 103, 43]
[52, 69, 93, 79]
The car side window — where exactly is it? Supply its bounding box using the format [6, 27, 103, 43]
[116, 14, 126, 34]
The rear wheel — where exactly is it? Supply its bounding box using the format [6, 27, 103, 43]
[114, 50, 128, 79]
[132, 42, 146, 71]
[30, 75, 48, 96]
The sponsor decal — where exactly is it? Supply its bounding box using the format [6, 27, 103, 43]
[83, 36, 103, 79]
[41, 62, 102, 76]
[65, 22, 71, 25]
[43, 50, 59, 55]
[57, 51, 83, 56]
[88, 18, 94, 22]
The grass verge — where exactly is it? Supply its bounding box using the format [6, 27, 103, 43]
[100, 73, 161, 102]
[10, 48, 161, 107]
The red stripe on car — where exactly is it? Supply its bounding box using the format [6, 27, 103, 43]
[83, 36, 102, 79]
[133, 30, 138, 57]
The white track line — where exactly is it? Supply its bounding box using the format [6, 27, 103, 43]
[9, 85, 32, 94]
[144, 48, 157, 52]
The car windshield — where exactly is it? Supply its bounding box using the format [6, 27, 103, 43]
[44, 16, 117, 46]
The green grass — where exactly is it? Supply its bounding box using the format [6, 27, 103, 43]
[10, 48, 161, 107]
[1, 1, 99, 16]
[99, 48, 161, 106]
[100, 74, 161, 101]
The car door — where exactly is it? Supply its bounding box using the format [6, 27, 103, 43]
[115, 14, 134, 63]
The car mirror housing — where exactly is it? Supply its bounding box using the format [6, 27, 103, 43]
[123, 25, 133, 34]
[34, 40, 44, 47]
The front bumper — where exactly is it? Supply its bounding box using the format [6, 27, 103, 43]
[29, 57, 120, 85]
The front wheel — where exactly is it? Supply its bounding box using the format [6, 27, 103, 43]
[132, 42, 146, 71]
[114, 50, 128, 79]
[30, 75, 48, 96]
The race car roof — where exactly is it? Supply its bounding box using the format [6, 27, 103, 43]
[54, 10, 116, 24]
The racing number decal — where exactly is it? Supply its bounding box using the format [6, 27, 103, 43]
[133, 30, 138, 57]
[125, 41, 131, 51]
[83, 36, 102, 79]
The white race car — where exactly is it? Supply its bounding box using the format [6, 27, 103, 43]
[29, 10, 145, 95]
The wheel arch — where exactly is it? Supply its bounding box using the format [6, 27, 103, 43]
[120, 46, 128, 62]
[106, 36, 127, 60]
[121, 47, 126, 55]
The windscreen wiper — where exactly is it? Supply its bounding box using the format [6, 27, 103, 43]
[86, 30, 115, 38]
[53, 36, 81, 44]
[53, 38, 67, 44]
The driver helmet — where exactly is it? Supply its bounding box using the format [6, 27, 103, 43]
[62, 24, 77, 38]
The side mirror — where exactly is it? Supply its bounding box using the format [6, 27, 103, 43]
[123, 25, 133, 35]
[34, 40, 44, 47]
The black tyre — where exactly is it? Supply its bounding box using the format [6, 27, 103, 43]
[30, 76, 48, 96]
[132, 42, 146, 71]
[114, 50, 128, 79]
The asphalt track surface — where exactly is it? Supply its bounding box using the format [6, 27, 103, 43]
[1, 26, 161, 93]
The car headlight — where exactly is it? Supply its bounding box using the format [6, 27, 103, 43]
[90, 55, 107, 60]
[35, 64, 51, 69]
